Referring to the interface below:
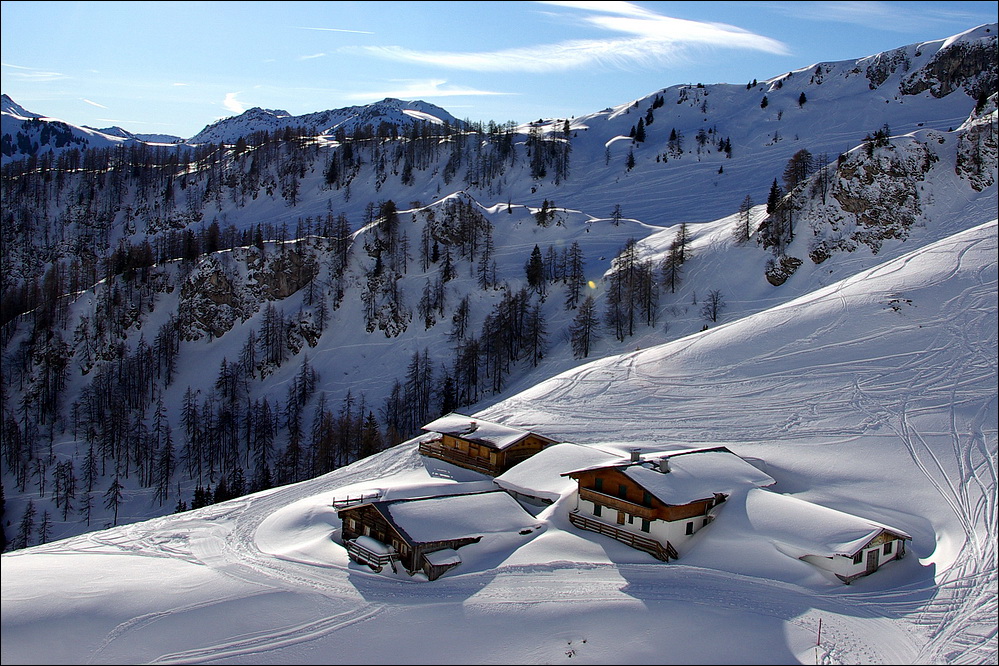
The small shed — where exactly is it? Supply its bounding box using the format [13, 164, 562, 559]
[745, 488, 912, 584]
[418, 412, 560, 476]
[338, 490, 540, 580]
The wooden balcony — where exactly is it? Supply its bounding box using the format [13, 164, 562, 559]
[578, 487, 655, 520]
[569, 510, 678, 562]
[418, 441, 500, 476]
[345, 538, 398, 573]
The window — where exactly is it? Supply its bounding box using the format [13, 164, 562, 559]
[594, 477, 604, 492]
[685, 522, 694, 535]
[593, 504, 602, 517]
[642, 490, 652, 506]
[641, 519, 651, 533]
[618, 484, 628, 500]
[628, 514, 635, 524]
[884, 541, 893, 555]
[852, 551, 863, 565]
[703, 518, 709, 527]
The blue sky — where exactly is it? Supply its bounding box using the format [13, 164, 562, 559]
[2, 1, 996, 138]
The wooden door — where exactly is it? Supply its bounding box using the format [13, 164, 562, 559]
[866, 548, 880, 574]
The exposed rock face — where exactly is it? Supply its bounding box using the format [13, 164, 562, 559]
[901, 38, 998, 99]
[809, 138, 936, 256]
[177, 243, 321, 341]
[178, 255, 250, 340]
[955, 95, 998, 191]
[765, 256, 803, 286]
[247, 246, 319, 301]
[865, 48, 911, 89]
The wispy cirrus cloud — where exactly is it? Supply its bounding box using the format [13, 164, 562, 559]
[1, 62, 67, 81]
[299, 53, 327, 61]
[82, 98, 108, 109]
[343, 79, 513, 102]
[295, 25, 374, 35]
[356, 1, 788, 73]
[223, 92, 246, 113]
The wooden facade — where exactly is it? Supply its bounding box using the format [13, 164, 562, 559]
[418, 415, 559, 476]
[571, 467, 725, 522]
[564, 465, 727, 561]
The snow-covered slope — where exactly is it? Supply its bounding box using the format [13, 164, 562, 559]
[2, 216, 994, 664]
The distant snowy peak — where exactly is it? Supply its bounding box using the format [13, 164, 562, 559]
[1, 94, 133, 162]
[187, 98, 465, 145]
[89, 125, 184, 144]
[1, 93, 42, 119]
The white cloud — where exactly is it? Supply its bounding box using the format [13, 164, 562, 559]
[299, 53, 327, 61]
[82, 98, 108, 109]
[343, 79, 513, 102]
[223, 92, 246, 113]
[1, 62, 66, 81]
[357, 1, 788, 73]
[295, 25, 374, 35]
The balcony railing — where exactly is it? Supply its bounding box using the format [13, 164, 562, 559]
[578, 487, 655, 520]
[345, 538, 398, 572]
[418, 441, 500, 475]
[332, 491, 382, 509]
[569, 510, 678, 562]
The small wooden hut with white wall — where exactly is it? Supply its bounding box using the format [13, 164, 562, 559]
[745, 488, 912, 583]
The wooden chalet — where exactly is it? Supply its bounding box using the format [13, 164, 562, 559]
[745, 488, 912, 584]
[337, 490, 539, 581]
[418, 413, 560, 476]
[562, 447, 775, 562]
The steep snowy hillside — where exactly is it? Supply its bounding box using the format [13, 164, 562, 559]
[0, 24, 995, 556]
[2, 217, 994, 665]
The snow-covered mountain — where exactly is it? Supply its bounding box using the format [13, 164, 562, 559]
[186, 97, 467, 144]
[0, 22, 996, 665]
[87, 125, 183, 144]
[1, 95, 464, 162]
[1, 93, 132, 161]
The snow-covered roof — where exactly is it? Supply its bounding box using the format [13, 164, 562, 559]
[745, 488, 912, 558]
[421, 413, 556, 451]
[382, 491, 539, 543]
[424, 549, 461, 566]
[563, 447, 775, 505]
[493, 443, 620, 502]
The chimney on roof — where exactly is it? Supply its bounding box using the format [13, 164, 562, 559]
[630, 449, 641, 462]
[658, 458, 671, 474]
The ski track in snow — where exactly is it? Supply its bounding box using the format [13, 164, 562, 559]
[65, 415, 994, 666]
